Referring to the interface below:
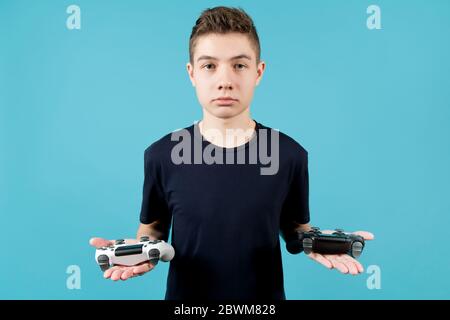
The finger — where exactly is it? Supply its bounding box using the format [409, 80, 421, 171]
[356, 261, 364, 273]
[111, 269, 125, 281]
[325, 255, 349, 274]
[103, 266, 120, 279]
[90, 237, 114, 248]
[124, 238, 139, 245]
[344, 255, 364, 273]
[121, 268, 135, 280]
[337, 255, 358, 275]
[308, 253, 333, 269]
[132, 262, 153, 275]
[352, 231, 374, 241]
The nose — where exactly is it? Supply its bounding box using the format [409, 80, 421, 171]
[217, 66, 234, 91]
[218, 81, 233, 91]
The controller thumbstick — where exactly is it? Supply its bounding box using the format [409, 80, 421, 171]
[115, 239, 125, 245]
[140, 236, 149, 242]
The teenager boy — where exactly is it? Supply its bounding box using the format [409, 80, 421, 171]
[90, 6, 374, 300]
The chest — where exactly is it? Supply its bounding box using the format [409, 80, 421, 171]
[163, 163, 291, 224]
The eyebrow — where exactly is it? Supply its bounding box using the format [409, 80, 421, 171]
[196, 54, 252, 62]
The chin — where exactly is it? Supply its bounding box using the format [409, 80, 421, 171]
[214, 111, 242, 120]
[206, 106, 246, 119]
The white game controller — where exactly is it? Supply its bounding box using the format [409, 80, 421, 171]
[95, 236, 175, 271]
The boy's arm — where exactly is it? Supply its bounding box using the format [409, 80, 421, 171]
[137, 220, 169, 241]
[280, 222, 311, 243]
[293, 222, 311, 233]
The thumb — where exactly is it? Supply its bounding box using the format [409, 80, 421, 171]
[89, 237, 114, 248]
[352, 231, 375, 241]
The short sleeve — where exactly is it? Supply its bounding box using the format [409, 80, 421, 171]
[139, 147, 171, 227]
[280, 150, 310, 231]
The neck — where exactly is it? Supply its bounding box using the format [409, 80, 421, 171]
[199, 109, 256, 148]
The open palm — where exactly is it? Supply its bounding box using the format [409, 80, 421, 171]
[89, 237, 155, 281]
[307, 231, 375, 275]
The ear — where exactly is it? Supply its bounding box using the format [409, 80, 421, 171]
[255, 60, 266, 86]
[186, 62, 196, 87]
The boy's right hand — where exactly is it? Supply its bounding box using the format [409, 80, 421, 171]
[89, 237, 155, 281]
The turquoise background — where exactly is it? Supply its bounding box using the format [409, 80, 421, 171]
[1, 0, 449, 299]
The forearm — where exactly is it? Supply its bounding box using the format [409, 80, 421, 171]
[136, 221, 168, 241]
[294, 222, 311, 233]
[280, 222, 311, 242]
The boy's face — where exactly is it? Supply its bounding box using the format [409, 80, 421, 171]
[187, 33, 265, 120]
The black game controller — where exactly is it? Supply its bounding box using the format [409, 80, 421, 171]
[286, 227, 365, 258]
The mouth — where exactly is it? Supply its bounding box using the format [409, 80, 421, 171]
[213, 97, 238, 106]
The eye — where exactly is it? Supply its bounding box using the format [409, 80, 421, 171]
[203, 63, 216, 70]
[235, 63, 247, 70]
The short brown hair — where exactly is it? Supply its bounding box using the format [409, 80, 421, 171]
[189, 6, 261, 64]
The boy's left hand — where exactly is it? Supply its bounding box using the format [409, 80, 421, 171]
[307, 231, 374, 275]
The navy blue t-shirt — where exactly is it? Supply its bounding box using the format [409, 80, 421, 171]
[139, 120, 310, 300]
